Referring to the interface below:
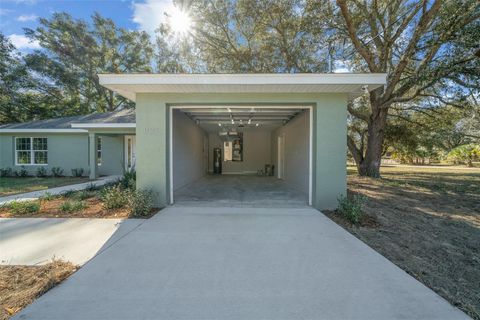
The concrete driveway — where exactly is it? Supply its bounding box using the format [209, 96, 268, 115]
[0, 218, 143, 265]
[14, 206, 468, 319]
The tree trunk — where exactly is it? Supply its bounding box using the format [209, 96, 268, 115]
[357, 104, 389, 178]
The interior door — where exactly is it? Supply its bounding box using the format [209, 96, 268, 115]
[277, 135, 285, 179]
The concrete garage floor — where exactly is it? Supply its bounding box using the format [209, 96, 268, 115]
[174, 175, 308, 207]
[15, 206, 468, 320]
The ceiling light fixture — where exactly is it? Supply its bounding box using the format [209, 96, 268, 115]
[256, 123, 259, 127]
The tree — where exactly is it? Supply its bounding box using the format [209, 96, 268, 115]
[0, 33, 54, 124]
[24, 12, 154, 113]
[334, 0, 480, 176]
[172, 0, 329, 73]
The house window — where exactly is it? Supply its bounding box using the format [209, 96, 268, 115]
[97, 137, 102, 165]
[15, 137, 48, 165]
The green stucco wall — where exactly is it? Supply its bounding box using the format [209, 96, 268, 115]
[0, 134, 89, 176]
[0, 133, 126, 177]
[98, 135, 125, 176]
[135, 92, 348, 210]
[313, 96, 348, 209]
[135, 95, 169, 207]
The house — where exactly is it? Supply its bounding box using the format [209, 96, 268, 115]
[0, 109, 136, 178]
[1, 73, 387, 210]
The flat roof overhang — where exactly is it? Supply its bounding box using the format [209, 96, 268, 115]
[98, 73, 387, 102]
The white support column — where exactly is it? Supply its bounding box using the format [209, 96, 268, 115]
[89, 132, 98, 180]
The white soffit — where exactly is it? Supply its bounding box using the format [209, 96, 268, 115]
[98, 73, 387, 102]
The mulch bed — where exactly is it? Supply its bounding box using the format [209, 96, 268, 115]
[0, 261, 77, 320]
[0, 197, 130, 219]
[0, 197, 158, 219]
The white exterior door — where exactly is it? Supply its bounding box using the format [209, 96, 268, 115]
[124, 136, 136, 171]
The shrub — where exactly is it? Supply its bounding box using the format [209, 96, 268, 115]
[447, 144, 480, 167]
[119, 169, 136, 190]
[51, 167, 64, 177]
[0, 167, 13, 177]
[9, 200, 41, 215]
[71, 168, 84, 177]
[101, 185, 128, 209]
[128, 190, 153, 218]
[15, 166, 29, 177]
[36, 167, 48, 177]
[60, 201, 86, 213]
[74, 190, 96, 200]
[41, 192, 56, 201]
[337, 194, 366, 224]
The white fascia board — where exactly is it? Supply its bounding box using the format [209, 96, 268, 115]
[98, 73, 387, 102]
[71, 123, 136, 128]
[0, 129, 87, 133]
[98, 73, 387, 86]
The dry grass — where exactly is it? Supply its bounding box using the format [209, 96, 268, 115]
[0, 260, 77, 319]
[326, 165, 480, 319]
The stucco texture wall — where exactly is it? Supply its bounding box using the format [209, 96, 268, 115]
[0, 133, 126, 177]
[98, 135, 124, 176]
[172, 109, 208, 191]
[0, 134, 89, 176]
[134, 92, 347, 209]
[272, 110, 310, 194]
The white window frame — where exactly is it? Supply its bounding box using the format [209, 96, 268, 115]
[97, 137, 102, 166]
[15, 137, 48, 166]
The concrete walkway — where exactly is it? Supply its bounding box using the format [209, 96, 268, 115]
[0, 218, 143, 265]
[14, 206, 469, 319]
[0, 175, 121, 206]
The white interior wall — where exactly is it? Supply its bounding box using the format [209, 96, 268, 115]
[208, 130, 272, 174]
[173, 109, 208, 191]
[272, 110, 310, 194]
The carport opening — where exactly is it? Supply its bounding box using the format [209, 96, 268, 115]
[170, 105, 312, 207]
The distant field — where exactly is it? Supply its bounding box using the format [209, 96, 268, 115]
[333, 165, 480, 319]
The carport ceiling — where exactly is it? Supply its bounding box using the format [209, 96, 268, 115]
[180, 107, 304, 130]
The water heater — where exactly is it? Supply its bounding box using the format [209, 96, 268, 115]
[213, 148, 222, 174]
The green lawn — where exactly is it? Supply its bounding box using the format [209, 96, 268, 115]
[0, 177, 90, 197]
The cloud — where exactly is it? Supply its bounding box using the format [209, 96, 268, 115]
[15, 0, 37, 4]
[8, 34, 41, 50]
[0, 8, 13, 16]
[132, 0, 174, 35]
[17, 14, 38, 22]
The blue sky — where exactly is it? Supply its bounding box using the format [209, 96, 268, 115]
[0, 0, 175, 51]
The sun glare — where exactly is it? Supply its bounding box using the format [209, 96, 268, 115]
[169, 7, 193, 35]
